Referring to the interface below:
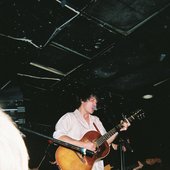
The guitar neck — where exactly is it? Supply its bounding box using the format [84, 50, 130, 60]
[96, 110, 144, 146]
[96, 124, 120, 146]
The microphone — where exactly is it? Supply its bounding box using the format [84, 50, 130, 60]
[80, 148, 94, 157]
[93, 106, 97, 111]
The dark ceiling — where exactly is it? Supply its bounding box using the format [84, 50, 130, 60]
[1, 0, 170, 164]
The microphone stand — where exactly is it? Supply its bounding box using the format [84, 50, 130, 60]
[19, 126, 94, 157]
[36, 141, 52, 169]
[119, 138, 126, 170]
[118, 137, 133, 170]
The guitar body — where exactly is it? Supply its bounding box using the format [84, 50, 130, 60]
[55, 131, 110, 170]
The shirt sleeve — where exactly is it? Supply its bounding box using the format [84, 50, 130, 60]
[53, 113, 72, 139]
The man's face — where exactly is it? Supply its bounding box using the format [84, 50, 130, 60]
[82, 96, 98, 114]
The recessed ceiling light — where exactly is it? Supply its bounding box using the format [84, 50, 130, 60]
[142, 94, 153, 99]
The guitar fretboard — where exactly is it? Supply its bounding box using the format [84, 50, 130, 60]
[96, 109, 144, 146]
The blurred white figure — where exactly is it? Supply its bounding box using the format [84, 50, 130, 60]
[0, 109, 29, 170]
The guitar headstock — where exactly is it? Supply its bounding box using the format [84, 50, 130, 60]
[128, 109, 145, 122]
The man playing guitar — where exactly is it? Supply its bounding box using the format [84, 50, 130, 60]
[53, 89, 131, 170]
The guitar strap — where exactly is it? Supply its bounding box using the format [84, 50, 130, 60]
[93, 123, 101, 134]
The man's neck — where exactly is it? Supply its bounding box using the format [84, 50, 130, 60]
[78, 107, 88, 115]
[78, 107, 90, 124]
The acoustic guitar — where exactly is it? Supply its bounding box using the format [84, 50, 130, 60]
[55, 109, 145, 170]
